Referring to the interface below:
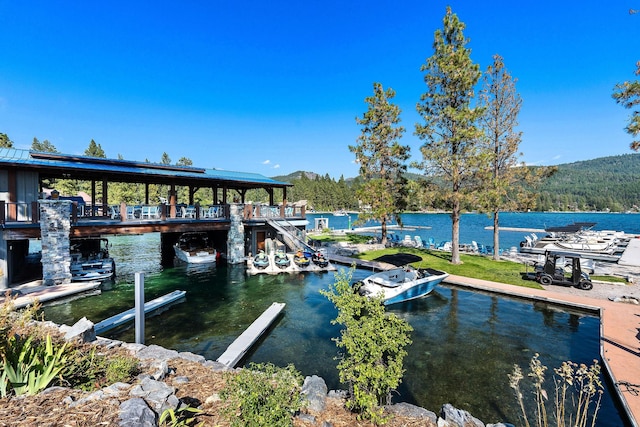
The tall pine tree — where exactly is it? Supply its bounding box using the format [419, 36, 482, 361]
[350, 82, 409, 245]
[415, 7, 484, 264]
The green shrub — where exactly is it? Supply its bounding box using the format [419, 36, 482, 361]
[61, 346, 139, 391]
[321, 268, 413, 425]
[0, 334, 67, 397]
[221, 362, 305, 427]
[159, 405, 204, 426]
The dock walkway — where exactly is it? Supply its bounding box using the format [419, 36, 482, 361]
[619, 238, 640, 267]
[93, 290, 186, 335]
[444, 275, 640, 427]
[217, 302, 285, 368]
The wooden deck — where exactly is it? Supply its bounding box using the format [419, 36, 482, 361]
[444, 275, 640, 427]
[93, 290, 186, 335]
[217, 302, 286, 368]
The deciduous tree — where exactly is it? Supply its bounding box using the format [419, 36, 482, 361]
[415, 7, 484, 264]
[350, 82, 409, 245]
[321, 268, 412, 424]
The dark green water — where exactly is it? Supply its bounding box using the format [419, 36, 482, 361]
[42, 233, 626, 426]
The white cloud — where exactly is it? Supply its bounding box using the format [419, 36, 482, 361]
[552, 155, 562, 160]
[273, 164, 280, 169]
[262, 160, 271, 165]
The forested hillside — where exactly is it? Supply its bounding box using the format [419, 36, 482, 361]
[534, 153, 640, 212]
[265, 153, 640, 212]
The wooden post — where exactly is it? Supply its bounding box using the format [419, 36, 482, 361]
[135, 272, 145, 344]
[120, 202, 127, 222]
[31, 201, 39, 224]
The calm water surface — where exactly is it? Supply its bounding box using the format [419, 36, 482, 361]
[310, 211, 640, 253]
[43, 213, 633, 425]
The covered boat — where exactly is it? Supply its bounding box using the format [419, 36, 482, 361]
[70, 238, 115, 282]
[174, 232, 217, 264]
[356, 253, 448, 306]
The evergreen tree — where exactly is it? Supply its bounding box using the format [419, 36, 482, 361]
[85, 139, 106, 158]
[415, 7, 484, 264]
[350, 82, 409, 245]
[177, 156, 193, 166]
[612, 61, 640, 151]
[31, 137, 58, 152]
[477, 55, 525, 259]
[0, 133, 13, 148]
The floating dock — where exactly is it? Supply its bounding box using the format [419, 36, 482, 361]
[484, 226, 546, 233]
[7, 281, 102, 309]
[217, 302, 286, 368]
[94, 290, 186, 335]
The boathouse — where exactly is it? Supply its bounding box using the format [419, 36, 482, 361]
[0, 148, 308, 288]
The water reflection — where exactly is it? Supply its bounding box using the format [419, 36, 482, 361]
[41, 233, 624, 426]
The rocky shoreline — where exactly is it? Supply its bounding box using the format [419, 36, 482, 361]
[2, 316, 514, 427]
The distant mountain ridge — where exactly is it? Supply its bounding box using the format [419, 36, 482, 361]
[272, 153, 640, 212]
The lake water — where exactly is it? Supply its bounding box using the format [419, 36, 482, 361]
[42, 212, 635, 426]
[309, 211, 640, 252]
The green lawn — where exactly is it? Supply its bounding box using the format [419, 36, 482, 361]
[352, 247, 543, 289]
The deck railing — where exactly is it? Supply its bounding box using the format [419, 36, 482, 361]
[0, 201, 305, 226]
[244, 204, 305, 220]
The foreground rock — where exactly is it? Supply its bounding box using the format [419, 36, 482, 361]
[19, 316, 512, 426]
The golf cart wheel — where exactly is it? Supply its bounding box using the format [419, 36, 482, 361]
[539, 275, 553, 286]
[578, 280, 593, 291]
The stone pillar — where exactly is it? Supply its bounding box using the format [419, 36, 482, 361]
[226, 204, 246, 265]
[39, 200, 72, 285]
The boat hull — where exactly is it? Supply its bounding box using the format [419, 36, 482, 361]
[174, 247, 217, 264]
[358, 267, 448, 306]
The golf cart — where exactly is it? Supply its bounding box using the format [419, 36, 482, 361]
[534, 250, 593, 290]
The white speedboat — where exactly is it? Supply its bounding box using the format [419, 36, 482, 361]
[174, 232, 217, 264]
[356, 254, 448, 306]
[70, 238, 115, 282]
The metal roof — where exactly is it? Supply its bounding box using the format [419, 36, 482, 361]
[0, 148, 291, 188]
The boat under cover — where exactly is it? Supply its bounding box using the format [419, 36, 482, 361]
[174, 232, 217, 264]
[70, 238, 115, 282]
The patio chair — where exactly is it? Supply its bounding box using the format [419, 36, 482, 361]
[125, 206, 136, 220]
[182, 205, 197, 218]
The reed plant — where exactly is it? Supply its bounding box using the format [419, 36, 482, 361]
[509, 354, 603, 427]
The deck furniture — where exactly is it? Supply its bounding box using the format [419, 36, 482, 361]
[141, 205, 160, 219]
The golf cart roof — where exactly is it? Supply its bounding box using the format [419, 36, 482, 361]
[545, 250, 583, 258]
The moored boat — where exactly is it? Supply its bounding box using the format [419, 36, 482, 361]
[274, 250, 291, 269]
[70, 238, 115, 282]
[293, 250, 310, 267]
[311, 250, 329, 267]
[253, 251, 270, 269]
[355, 254, 448, 306]
[174, 232, 217, 264]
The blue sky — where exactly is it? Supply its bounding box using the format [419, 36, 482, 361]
[1, 1, 638, 179]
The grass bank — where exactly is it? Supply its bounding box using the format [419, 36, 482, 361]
[342, 246, 629, 288]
